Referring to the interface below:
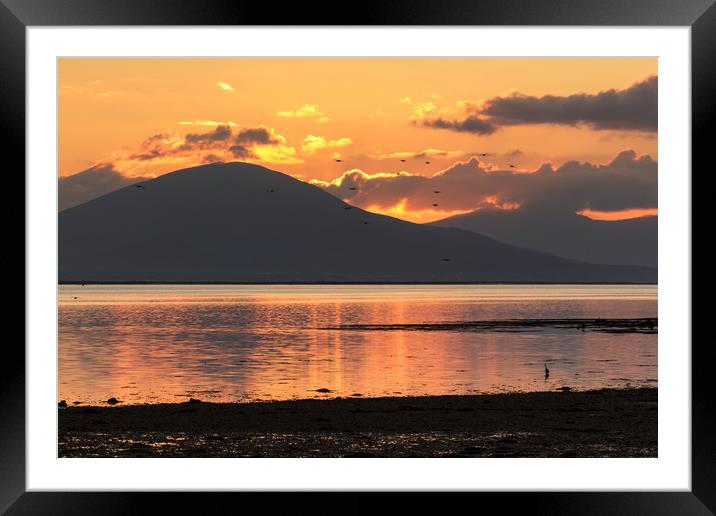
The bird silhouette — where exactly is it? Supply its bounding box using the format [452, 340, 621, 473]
[508, 164, 516, 168]
[335, 159, 344, 162]
[400, 159, 406, 162]
[433, 190, 441, 194]
[432, 203, 439, 207]
[134, 184, 145, 189]
[441, 258, 451, 262]
[348, 187, 358, 190]
[425, 161, 431, 164]
[544, 363, 550, 379]
[344, 206, 352, 210]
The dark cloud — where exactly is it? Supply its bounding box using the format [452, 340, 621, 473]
[59, 164, 151, 211]
[185, 124, 233, 144]
[228, 144, 256, 159]
[228, 126, 285, 158]
[234, 127, 281, 145]
[318, 150, 656, 215]
[120, 125, 292, 163]
[421, 116, 497, 135]
[421, 75, 657, 135]
[481, 75, 657, 132]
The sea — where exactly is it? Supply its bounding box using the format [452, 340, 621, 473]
[58, 284, 657, 404]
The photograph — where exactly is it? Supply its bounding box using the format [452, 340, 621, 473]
[56, 56, 660, 459]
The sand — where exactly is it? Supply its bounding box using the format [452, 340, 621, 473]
[58, 388, 657, 458]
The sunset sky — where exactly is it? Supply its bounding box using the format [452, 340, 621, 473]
[58, 58, 657, 222]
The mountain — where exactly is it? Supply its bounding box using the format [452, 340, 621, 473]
[431, 208, 657, 269]
[59, 162, 656, 283]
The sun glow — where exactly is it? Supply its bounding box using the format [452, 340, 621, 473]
[578, 208, 658, 221]
[362, 199, 474, 224]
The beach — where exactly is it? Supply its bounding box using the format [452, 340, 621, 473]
[59, 387, 657, 458]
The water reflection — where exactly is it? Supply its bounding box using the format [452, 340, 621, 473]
[59, 285, 657, 404]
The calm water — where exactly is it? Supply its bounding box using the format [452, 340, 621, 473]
[58, 284, 657, 404]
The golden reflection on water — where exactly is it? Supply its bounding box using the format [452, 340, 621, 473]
[58, 285, 657, 404]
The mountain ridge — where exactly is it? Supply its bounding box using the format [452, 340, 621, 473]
[431, 208, 657, 269]
[59, 162, 656, 284]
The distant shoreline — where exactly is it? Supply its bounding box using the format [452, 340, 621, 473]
[59, 281, 658, 286]
[59, 388, 657, 458]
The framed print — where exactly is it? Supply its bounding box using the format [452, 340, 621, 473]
[4, 0, 711, 513]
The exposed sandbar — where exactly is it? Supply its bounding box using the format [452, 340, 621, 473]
[320, 318, 657, 334]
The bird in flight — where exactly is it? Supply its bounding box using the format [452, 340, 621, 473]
[344, 206, 352, 210]
[508, 164, 516, 168]
[441, 258, 451, 262]
[335, 159, 344, 162]
[400, 159, 406, 162]
[432, 203, 439, 207]
[134, 184, 145, 189]
[425, 161, 431, 164]
[433, 190, 440, 194]
[348, 187, 359, 191]
[544, 363, 550, 379]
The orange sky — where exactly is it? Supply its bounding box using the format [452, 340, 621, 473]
[58, 58, 657, 222]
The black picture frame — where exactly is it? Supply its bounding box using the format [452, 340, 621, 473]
[3, 0, 709, 513]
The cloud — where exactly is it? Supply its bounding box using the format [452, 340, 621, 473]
[235, 127, 285, 145]
[314, 150, 657, 219]
[420, 75, 657, 134]
[396, 97, 412, 104]
[277, 104, 328, 122]
[480, 75, 657, 131]
[216, 81, 235, 92]
[96, 124, 301, 178]
[230, 126, 293, 160]
[300, 135, 352, 154]
[421, 116, 498, 135]
[184, 125, 233, 144]
[59, 164, 151, 211]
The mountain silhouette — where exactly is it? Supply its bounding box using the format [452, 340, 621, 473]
[59, 162, 656, 283]
[431, 208, 656, 268]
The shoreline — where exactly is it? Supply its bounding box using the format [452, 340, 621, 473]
[59, 387, 657, 458]
[60, 281, 657, 285]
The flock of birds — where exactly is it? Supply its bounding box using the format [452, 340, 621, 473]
[130, 153, 520, 266]
[334, 153, 515, 168]
[330, 154, 518, 235]
[331, 153, 518, 213]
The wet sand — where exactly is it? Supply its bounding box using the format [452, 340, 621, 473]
[58, 388, 657, 458]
